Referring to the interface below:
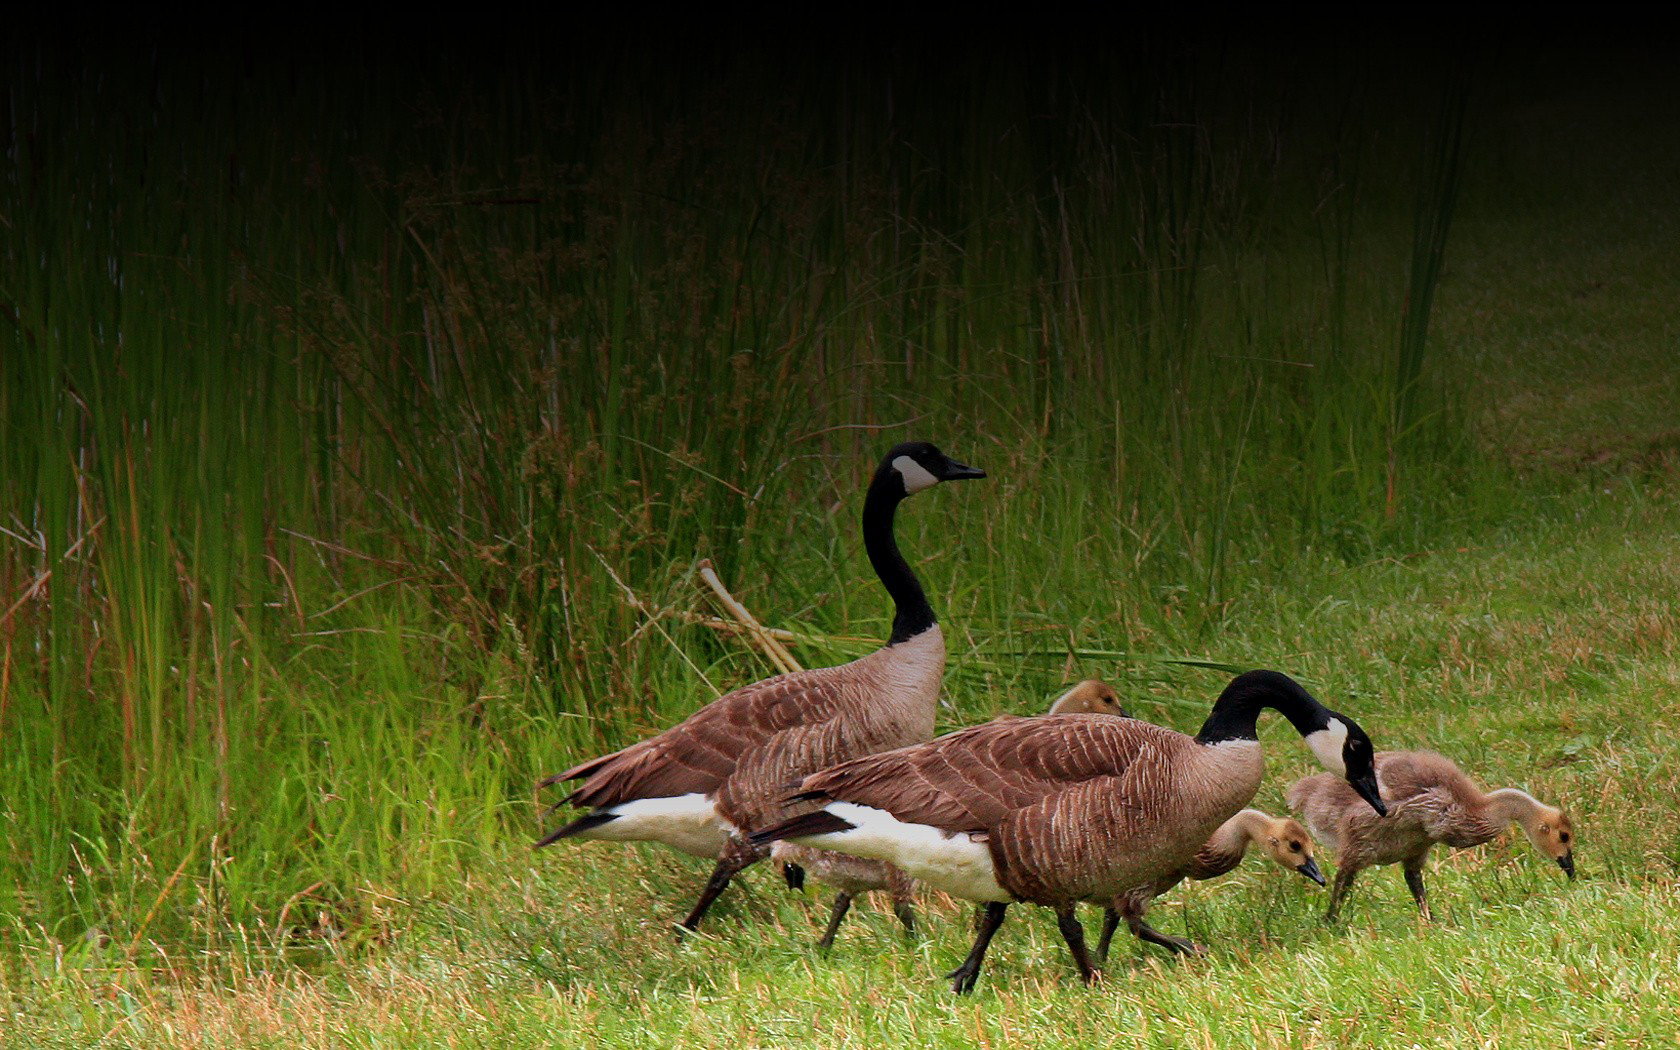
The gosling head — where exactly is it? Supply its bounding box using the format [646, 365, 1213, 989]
[1304, 708, 1385, 817]
[1521, 804, 1577, 880]
[1048, 679, 1129, 717]
[1256, 815, 1326, 887]
[880, 441, 986, 498]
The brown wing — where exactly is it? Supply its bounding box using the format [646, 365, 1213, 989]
[794, 714, 1184, 835]
[549, 665, 855, 810]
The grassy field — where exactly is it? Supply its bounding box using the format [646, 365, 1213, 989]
[3, 42, 1678, 1048]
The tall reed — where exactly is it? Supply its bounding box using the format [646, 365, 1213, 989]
[1, 44, 1489, 954]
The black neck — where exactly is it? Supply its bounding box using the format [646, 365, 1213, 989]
[862, 471, 936, 645]
[1194, 670, 1328, 745]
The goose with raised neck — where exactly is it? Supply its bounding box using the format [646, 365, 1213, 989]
[535, 442, 984, 935]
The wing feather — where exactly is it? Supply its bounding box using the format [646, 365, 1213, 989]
[791, 714, 1182, 833]
[554, 668, 854, 810]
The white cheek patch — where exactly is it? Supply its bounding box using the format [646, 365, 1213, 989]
[892, 455, 941, 494]
[793, 801, 1012, 903]
[1305, 719, 1350, 776]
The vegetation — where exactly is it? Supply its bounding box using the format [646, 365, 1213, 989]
[2, 42, 1676, 1048]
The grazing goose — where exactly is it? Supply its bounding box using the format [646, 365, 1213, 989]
[752, 669, 1386, 992]
[1093, 808, 1324, 960]
[535, 442, 984, 934]
[1288, 749, 1576, 921]
[777, 679, 1131, 948]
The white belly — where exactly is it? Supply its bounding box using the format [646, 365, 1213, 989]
[791, 801, 1011, 903]
[581, 793, 732, 858]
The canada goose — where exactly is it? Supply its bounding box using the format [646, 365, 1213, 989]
[1093, 808, 1324, 960]
[752, 669, 1385, 992]
[778, 679, 1131, 948]
[1287, 749, 1576, 921]
[535, 442, 984, 934]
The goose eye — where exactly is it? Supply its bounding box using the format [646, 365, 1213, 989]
[1559, 831, 1571, 844]
[1288, 841, 1302, 853]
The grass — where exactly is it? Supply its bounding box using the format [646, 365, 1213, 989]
[6, 499, 1678, 1048]
[3, 40, 1678, 1049]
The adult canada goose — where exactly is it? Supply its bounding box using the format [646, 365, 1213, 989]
[535, 442, 984, 934]
[752, 669, 1386, 992]
[777, 679, 1130, 948]
[1093, 808, 1324, 960]
[1287, 749, 1576, 921]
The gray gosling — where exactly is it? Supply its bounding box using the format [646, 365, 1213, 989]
[1288, 749, 1575, 921]
[776, 679, 1129, 948]
[536, 443, 984, 936]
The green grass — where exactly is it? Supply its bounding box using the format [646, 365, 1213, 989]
[3, 41, 1678, 1049]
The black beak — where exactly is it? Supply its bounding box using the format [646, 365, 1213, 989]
[1349, 774, 1388, 817]
[940, 460, 986, 481]
[1558, 852, 1575, 880]
[1296, 857, 1327, 887]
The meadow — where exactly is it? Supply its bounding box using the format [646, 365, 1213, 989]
[2, 43, 1677, 1047]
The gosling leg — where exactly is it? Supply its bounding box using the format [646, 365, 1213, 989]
[1402, 855, 1433, 921]
[1127, 912, 1202, 956]
[892, 900, 917, 937]
[1325, 863, 1361, 923]
[816, 891, 853, 949]
[888, 866, 917, 936]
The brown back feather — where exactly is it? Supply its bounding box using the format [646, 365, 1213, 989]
[795, 715, 1184, 835]
[559, 668, 856, 810]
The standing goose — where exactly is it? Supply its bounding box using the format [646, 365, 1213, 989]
[1093, 808, 1324, 960]
[776, 679, 1131, 948]
[752, 669, 1386, 992]
[1287, 749, 1575, 921]
[536, 442, 984, 934]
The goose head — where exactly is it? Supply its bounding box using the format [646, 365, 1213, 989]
[1256, 815, 1326, 887]
[1303, 708, 1385, 817]
[881, 442, 986, 497]
[1520, 805, 1576, 880]
[1047, 679, 1129, 717]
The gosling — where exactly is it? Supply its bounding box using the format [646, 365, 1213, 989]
[1095, 808, 1325, 959]
[1288, 749, 1575, 921]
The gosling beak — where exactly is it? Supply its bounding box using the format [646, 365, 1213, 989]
[1558, 851, 1575, 880]
[1349, 773, 1388, 817]
[940, 460, 986, 482]
[1296, 857, 1327, 887]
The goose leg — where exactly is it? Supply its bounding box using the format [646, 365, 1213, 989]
[678, 840, 762, 937]
[816, 892, 853, 949]
[1402, 855, 1432, 921]
[1055, 904, 1101, 984]
[1096, 907, 1121, 962]
[946, 902, 1008, 995]
[1325, 863, 1361, 923]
